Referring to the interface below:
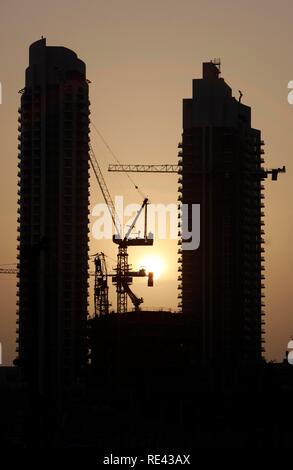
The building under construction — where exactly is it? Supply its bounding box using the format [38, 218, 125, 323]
[16, 38, 90, 393]
[178, 61, 267, 364]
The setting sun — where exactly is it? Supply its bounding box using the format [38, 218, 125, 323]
[138, 255, 165, 281]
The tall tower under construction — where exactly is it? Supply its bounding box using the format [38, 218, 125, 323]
[178, 61, 265, 364]
[16, 39, 90, 391]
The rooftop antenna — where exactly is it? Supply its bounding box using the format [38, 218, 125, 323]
[238, 90, 243, 103]
[212, 58, 221, 73]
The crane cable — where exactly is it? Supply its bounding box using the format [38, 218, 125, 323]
[91, 122, 146, 200]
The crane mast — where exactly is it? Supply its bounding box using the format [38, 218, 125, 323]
[93, 253, 109, 317]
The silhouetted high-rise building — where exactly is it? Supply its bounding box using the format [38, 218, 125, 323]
[16, 39, 90, 392]
[178, 61, 265, 363]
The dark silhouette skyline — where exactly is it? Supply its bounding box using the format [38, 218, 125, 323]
[0, 39, 293, 453]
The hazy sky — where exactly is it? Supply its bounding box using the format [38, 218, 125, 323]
[0, 0, 293, 364]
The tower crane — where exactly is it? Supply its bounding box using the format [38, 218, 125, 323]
[0, 266, 98, 276]
[93, 253, 109, 317]
[107, 162, 286, 313]
[0, 268, 17, 274]
[108, 164, 286, 180]
[89, 145, 154, 315]
[92, 252, 151, 316]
